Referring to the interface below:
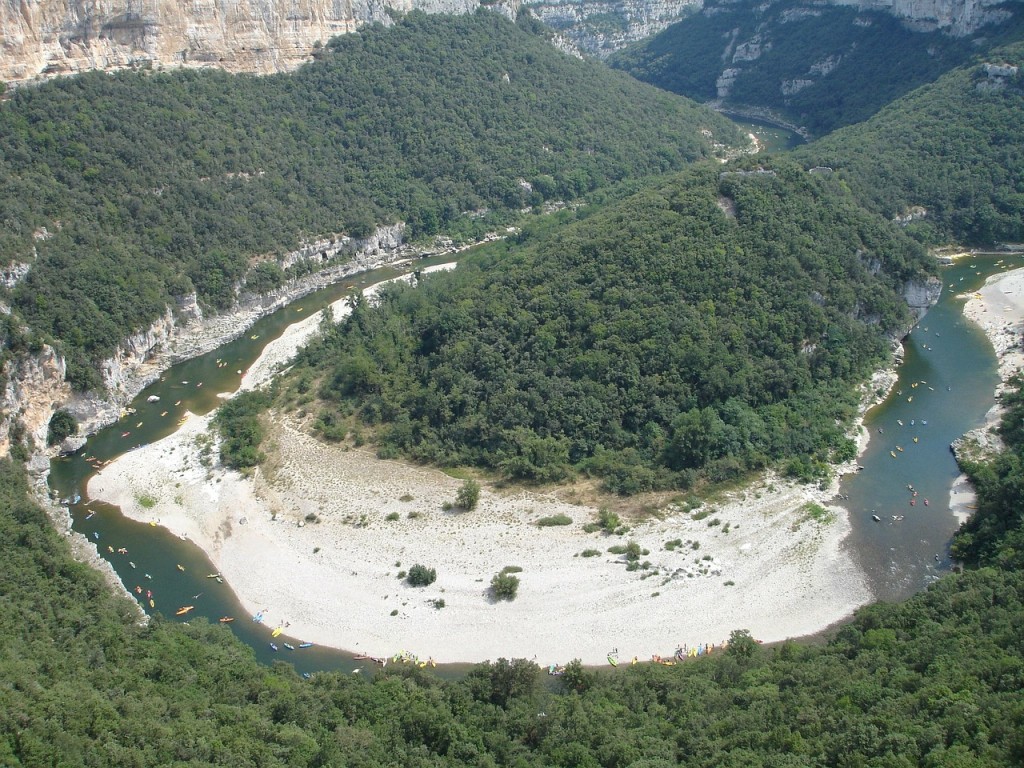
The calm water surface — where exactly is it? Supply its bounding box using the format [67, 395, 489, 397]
[726, 115, 806, 154]
[840, 255, 1021, 602]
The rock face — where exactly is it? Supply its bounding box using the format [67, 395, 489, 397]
[0, 0, 497, 84]
[902, 274, 944, 320]
[524, 0, 701, 58]
[0, 223, 414, 459]
[831, 0, 1014, 36]
[1, 0, 1009, 82]
[0, 344, 70, 457]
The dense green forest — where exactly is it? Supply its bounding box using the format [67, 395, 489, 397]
[4, 8, 1024, 766]
[275, 160, 930, 492]
[798, 39, 1024, 246]
[3, 372, 1024, 764]
[610, 0, 1023, 137]
[0, 10, 740, 390]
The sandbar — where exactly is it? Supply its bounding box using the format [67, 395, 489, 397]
[90, 265, 875, 665]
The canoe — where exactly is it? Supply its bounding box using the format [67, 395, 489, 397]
[299, 643, 313, 648]
[219, 617, 235, 623]
[176, 564, 185, 572]
[176, 605, 194, 616]
[607, 655, 618, 667]
[284, 643, 295, 651]
[270, 643, 278, 652]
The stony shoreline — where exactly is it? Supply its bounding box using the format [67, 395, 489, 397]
[88, 265, 884, 665]
[951, 264, 1024, 522]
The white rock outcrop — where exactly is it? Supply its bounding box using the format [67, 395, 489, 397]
[0, 0, 489, 84]
[831, 0, 1013, 36]
[0, 344, 70, 456]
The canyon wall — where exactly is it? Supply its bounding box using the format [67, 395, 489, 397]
[0, 223, 414, 459]
[1, 0, 1010, 83]
[0, 0, 498, 84]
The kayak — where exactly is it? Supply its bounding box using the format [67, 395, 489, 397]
[175, 605, 194, 616]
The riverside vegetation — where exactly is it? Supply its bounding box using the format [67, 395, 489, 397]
[0, 10, 740, 390]
[276, 160, 930, 493]
[3, 8, 1024, 766]
[1, 381, 1023, 764]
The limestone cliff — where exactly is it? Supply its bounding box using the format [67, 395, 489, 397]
[3, 0, 1010, 82]
[0, 0, 498, 84]
[524, 0, 700, 58]
[0, 223, 416, 459]
[832, 0, 1015, 36]
[0, 344, 70, 457]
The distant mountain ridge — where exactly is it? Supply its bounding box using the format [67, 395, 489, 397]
[612, 0, 1023, 136]
[1, 0, 1016, 84]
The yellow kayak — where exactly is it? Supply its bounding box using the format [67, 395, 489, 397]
[272, 626, 284, 638]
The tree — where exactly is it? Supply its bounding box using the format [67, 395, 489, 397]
[455, 479, 481, 511]
[727, 629, 760, 658]
[46, 409, 77, 446]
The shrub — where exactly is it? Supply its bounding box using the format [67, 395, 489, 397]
[406, 564, 436, 587]
[581, 549, 601, 557]
[455, 479, 481, 510]
[490, 570, 520, 601]
[385, 512, 400, 521]
[536, 513, 572, 527]
[624, 540, 642, 561]
[597, 507, 621, 532]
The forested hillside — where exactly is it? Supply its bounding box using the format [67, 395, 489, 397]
[2, 374, 1023, 764]
[0, 10, 740, 390]
[798, 39, 1024, 246]
[610, 0, 1022, 137]
[277, 160, 931, 492]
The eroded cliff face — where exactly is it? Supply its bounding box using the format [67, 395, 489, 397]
[524, 0, 700, 58]
[0, 0, 502, 84]
[832, 0, 1014, 36]
[2, 0, 1009, 82]
[0, 223, 420, 460]
[0, 344, 70, 457]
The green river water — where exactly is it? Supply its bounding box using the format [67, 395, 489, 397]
[46, 252, 1019, 674]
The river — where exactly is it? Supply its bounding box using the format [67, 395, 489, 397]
[46, 252, 1016, 675]
[726, 114, 807, 154]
